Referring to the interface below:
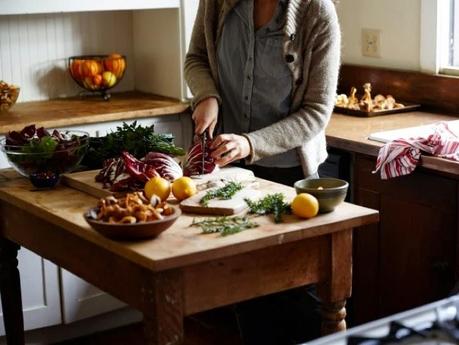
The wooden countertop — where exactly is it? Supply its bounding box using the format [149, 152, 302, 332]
[326, 111, 459, 176]
[0, 91, 189, 134]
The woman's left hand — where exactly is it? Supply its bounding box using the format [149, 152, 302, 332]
[210, 134, 251, 167]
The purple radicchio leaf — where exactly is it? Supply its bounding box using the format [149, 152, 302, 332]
[143, 152, 183, 181]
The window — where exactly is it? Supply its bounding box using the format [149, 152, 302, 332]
[420, 0, 455, 75]
[445, 0, 459, 71]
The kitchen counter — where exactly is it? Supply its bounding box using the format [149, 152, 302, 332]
[326, 111, 459, 177]
[0, 91, 189, 135]
[1, 96, 457, 176]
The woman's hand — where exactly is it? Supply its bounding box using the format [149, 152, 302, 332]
[192, 97, 219, 138]
[210, 134, 251, 167]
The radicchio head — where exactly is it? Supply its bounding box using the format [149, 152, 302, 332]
[183, 135, 217, 176]
[143, 152, 183, 181]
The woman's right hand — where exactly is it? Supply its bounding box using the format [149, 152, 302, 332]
[192, 97, 219, 138]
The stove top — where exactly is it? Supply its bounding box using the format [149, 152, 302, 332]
[304, 295, 459, 345]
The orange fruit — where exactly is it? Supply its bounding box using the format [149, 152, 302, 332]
[291, 193, 319, 219]
[144, 176, 171, 201]
[102, 71, 117, 88]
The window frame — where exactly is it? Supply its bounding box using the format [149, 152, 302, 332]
[420, 0, 453, 75]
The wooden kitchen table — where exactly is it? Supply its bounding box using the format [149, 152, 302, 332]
[0, 169, 378, 345]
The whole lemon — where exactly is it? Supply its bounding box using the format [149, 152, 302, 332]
[144, 176, 171, 201]
[172, 177, 197, 201]
[291, 193, 319, 219]
[102, 71, 117, 88]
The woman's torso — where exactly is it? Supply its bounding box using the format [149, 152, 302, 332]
[217, 0, 301, 167]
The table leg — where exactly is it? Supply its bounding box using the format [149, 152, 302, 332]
[318, 229, 353, 335]
[142, 270, 184, 345]
[319, 300, 347, 334]
[0, 238, 24, 345]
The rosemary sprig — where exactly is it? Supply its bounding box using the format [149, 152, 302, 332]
[191, 216, 259, 236]
[245, 193, 291, 223]
[200, 181, 244, 207]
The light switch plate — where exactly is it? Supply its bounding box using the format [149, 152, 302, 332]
[362, 28, 381, 58]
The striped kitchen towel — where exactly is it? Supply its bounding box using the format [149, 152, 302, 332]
[373, 122, 459, 179]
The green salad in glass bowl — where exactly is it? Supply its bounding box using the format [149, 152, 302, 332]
[1, 125, 89, 188]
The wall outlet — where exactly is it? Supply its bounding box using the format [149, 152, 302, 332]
[362, 29, 381, 58]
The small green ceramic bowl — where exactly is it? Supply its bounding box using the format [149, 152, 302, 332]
[294, 177, 349, 213]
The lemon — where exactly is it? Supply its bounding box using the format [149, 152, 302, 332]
[291, 193, 319, 219]
[172, 176, 197, 201]
[144, 176, 171, 201]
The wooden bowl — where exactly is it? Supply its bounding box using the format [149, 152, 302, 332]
[84, 205, 181, 240]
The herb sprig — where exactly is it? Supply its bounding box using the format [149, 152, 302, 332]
[191, 216, 258, 236]
[245, 193, 291, 223]
[200, 181, 243, 207]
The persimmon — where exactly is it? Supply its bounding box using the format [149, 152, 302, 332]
[70, 60, 84, 80]
[82, 60, 102, 77]
[93, 74, 103, 87]
[103, 54, 126, 78]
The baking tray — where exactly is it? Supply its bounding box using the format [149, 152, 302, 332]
[334, 103, 421, 117]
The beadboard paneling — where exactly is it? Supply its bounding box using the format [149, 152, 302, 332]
[0, 12, 135, 102]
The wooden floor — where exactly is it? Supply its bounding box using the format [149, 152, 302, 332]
[54, 309, 243, 345]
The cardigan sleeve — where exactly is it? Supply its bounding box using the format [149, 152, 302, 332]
[184, 0, 222, 110]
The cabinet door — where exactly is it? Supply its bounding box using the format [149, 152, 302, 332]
[352, 155, 457, 324]
[0, 249, 61, 335]
[60, 270, 126, 323]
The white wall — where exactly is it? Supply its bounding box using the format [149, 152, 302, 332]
[336, 0, 421, 71]
[133, 9, 182, 100]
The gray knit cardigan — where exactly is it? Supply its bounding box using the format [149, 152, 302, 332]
[184, 0, 341, 176]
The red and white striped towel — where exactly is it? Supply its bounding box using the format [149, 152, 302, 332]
[373, 122, 459, 179]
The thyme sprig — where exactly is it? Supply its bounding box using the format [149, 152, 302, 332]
[200, 181, 243, 207]
[191, 216, 259, 236]
[245, 193, 291, 223]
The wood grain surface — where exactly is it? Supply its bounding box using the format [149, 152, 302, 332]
[0, 91, 189, 134]
[0, 169, 378, 272]
[61, 170, 112, 199]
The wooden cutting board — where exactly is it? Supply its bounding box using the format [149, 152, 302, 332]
[180, 187, 263, 215]
[61, 169, 112, 199]
[61, 166, 257, 200]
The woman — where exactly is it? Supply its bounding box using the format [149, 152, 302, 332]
[185, 0, 340, 343]
[185, 0, 340, 187]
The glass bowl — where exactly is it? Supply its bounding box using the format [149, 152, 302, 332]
[68, 54, 126, 100]
[0, 83, 20, 111]
[294, 177, 349, 213]
[1, 130, 89, 188]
